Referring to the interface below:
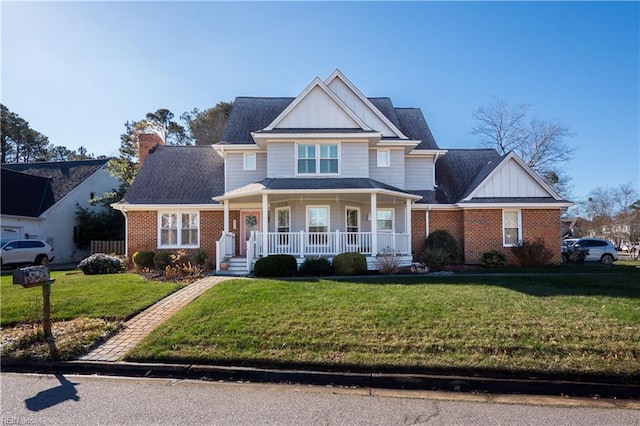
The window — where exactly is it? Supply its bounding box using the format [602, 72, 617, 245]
[377, 149, 390, 167]
[243, 153, 256, 171]
[376, 209, 393, 232]
[276, 207, 290, 246]
[346, 208, 359, 233]
[297, 143, 339, 174]
[503, 210, 521, 247]
[307, 206, 329, 245]
[159, 212, 199, 247]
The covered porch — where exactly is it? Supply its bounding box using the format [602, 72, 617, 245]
[214, 178, 420, 273]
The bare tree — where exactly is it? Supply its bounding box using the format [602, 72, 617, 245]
[471, 97, 576, 197]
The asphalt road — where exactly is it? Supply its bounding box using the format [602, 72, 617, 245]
[1, 373, 638, 425]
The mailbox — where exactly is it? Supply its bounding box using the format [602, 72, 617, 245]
[13, 265, 52, 288]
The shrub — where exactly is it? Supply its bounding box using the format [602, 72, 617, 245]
[565, 246, 588, 263]
[300, 257, 333, 276]
[424, 230, 462, 265]
[254, 255, 298, 277]
[481, 250, 506, 268]
[132, 251, 155, 270]
[374, 249, 400, 274]
[193, 248, 207, 266]
[333, 252, 367, 276]
[78, 253, 125, 275]
[420, 247, 450, 268]
[170, 249, 190, 267]
[163, 262, 204, 281]
[153, 252, 172, 270]
[510, 238, 554, 267]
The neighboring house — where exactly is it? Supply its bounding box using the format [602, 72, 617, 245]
[113, 70, 572, 273]
[1, 159, 120, 263]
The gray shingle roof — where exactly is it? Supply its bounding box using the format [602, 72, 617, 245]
[1, 168, 55, 217]
[394, 108, 439, 149]
[435, 149, 501, 203]
[122, 145, 224, 204]
[257, 177, 413, 193]
[2, 159, 110, 203]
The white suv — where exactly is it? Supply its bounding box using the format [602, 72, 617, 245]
[0, 239, 55, 267]
[570, 238, 618, 264]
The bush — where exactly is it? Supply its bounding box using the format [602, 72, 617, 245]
[170, 249, 191, 268]
[300, 257, 333, 276]
[564, 246, 588, 263]
[153, 252, 172, 270]
[481, 250, 506, 268]
[510, 238, 554, 267]
[254, 255, 298, 277]
[132, 251, 155, 270]
[333, 252, 367, 276]
[78, 253, 125, 275]
[374, 249, 400, 274]
[423, 230, 462, 266]
[420, 247, 450, 268]
[193, 248, 207, 266]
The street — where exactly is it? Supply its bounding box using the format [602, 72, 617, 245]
[1, 373, 638, 425]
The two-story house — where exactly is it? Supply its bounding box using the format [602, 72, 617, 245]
[113, 70, 571, 273]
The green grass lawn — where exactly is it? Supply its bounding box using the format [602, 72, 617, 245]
[127, 268, 640, 380]
[1, 270, 183, 326]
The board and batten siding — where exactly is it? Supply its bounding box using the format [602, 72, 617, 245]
[368, 149, 405, 189]
[225, 152, 267, 191]
[267, 142, 296, 178]
[405, 157, 434, 190]
[276, 86, 360, 129]
[473, 158, 550, 198]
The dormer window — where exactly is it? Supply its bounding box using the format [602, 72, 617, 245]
[243, 152, 256, 171]
[297, 143, 339, 175]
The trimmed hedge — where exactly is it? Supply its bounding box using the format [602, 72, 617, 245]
[254, 255, 298, 277]
[333, 252, 367, 276]
[300, 257, 333, 276]
[78, 253, 125, 275]
[132, 251, 155, 270]
[422, 230, 462, 266]
[153, 252, 172, 270]
[481, 249, 506, 268]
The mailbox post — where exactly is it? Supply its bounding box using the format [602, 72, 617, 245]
[13, 263, 55, 339]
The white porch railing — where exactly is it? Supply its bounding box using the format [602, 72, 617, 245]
[252, 231, 411, 258]
[215, 231, 236, 271]
[246, 231, 256, 271]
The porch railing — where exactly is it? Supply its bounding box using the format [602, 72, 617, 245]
[252, 231, 410, 258]
[215, 231, 236, 271]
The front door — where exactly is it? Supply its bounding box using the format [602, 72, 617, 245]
[240, 211, 261, 255]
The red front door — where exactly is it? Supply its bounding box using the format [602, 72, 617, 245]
[240, 211, 261, 255]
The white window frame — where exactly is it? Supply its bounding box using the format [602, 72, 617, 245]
[345, 206, 360, 233]
[243, 152, 256, 171]
[158, 211, 200, 248]
[296, 143, 340, 175]
[275, 206, 291, 247]
[376, 209, 394, 233]
[306, 205, 330, 246]
[377, 149, 390, 167]
[502, 209, 522, 247]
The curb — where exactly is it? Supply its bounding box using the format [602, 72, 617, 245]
[2, 360, 639, 399]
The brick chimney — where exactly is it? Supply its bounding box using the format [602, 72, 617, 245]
[138, 133, 164, 169]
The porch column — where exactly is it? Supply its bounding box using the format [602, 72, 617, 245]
[406, 199, 412, 256]
[223, 200, 229, 233]
[262, 192, 269, 256]
[371, 192, 378, 256]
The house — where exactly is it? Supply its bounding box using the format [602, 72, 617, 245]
[113, 70, 572, 273]
[1, 159, 121, 263]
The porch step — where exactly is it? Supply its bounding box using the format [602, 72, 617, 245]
[218, 257, 249, 276]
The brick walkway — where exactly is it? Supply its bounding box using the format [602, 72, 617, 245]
[80, 276, 233, 362]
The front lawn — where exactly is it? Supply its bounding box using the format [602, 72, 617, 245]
[127, 270, 640, 380]
[1, 271, 183, 326]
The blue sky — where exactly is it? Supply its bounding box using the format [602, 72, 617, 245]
[2, 1, 638, 202]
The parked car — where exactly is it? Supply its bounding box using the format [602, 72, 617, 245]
[0, 239, 55, 267]
[564, 238, 618, 264]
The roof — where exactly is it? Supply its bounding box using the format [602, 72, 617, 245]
[233, 177, 414, 194]
[435, 149, 502, 203]
[121, 145, 224, 204]
[2, 159, 109, 203]
[222, 96, 440, 149]
[1, 168, 55, 217]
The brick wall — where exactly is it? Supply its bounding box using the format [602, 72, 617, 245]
[522, 209, 562, 264]
[462, 209, 504, 264]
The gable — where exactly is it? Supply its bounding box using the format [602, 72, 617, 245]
[467, 155, 555, 199]
[1, 168, 54, 217]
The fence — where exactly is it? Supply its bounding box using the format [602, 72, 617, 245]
[90, 240, 125, 255]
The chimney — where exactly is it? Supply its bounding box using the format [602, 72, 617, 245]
[138, 133, 164, 169]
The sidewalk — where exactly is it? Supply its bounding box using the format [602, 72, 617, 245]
[80, 276, 232, 362]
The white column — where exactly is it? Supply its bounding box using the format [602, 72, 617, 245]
[262, 193, 269, 256]
[223, 200, 229, 233]
[370, 193, 377, 256]
[406, 199, 412, 256]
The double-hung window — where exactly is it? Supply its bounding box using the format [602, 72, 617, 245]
[503, 210, 521, 247]
[376, 209, 393, 232]
[307, 206, 329, 245]
[276, 207, 290, 246]
[159, 212, 199, 248]
[297, 143, 339, 175]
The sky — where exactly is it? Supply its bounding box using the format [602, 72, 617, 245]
[2, 1, 638, 203]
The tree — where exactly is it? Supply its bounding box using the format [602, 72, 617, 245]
[74, 203, 125, 249]
[471, 97, 576, 197]
[181, 102, 233, 145]
[1, 104, 51, 163]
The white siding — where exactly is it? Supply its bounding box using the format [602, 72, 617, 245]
[225, 152, 267, 191]
[267, 142, 296, 178]
[328, 78, 398, 137]
[368, 149, 405, 189]
[474, 158, 550, 198]
[276, 86, 360, 129]
[405, 156, 434, 190]
[340, 142, 369, 178]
